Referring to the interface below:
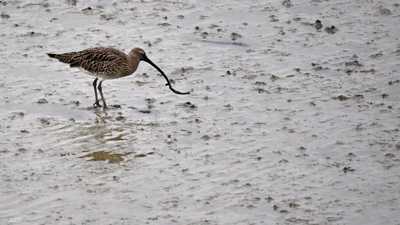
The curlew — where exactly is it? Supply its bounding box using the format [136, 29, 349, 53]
[47, 47, 190, 108]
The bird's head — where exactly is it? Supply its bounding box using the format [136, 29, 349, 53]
[130, 48, 147, 61]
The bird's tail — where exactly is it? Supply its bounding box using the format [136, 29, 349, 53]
[47, 53, 58, 58]
[47, 52, 75, 64]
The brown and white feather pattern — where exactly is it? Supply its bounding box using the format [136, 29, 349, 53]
[47, 47, 135, 79]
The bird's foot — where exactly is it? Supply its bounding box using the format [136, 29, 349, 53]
[93, 101, 101, 108]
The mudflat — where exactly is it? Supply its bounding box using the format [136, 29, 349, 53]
[0, 1, 399, 225]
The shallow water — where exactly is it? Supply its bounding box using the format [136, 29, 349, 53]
[1, 0, 400, 224]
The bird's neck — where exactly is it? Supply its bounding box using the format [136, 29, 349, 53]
[127, 53, 141, 74]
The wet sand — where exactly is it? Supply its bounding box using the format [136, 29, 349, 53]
[1, 0, 400, 224]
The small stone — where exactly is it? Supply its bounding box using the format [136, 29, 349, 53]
[37, 98, 48, 104]
[325, 25, 338, 34]
[333, 95, 349, 101]
[314, 19, 322, 30]
[201, 31, 208, 39]
[201, 135, 210, 141]
[115, 116, 126, 121]
[270, 74, 280, 81]
[138, 110, 151, 114]
[289, 202, 300, 208]
[81, 7, 92, 12]
[343, 166, 355, 173]
[231, 32, 242, 41]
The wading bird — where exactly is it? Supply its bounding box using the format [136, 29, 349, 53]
[47, 47, 190, 108]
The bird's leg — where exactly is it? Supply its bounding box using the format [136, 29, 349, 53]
[93, 78, 101, 107]
[98, 80, 107, 108]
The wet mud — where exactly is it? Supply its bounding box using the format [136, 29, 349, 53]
[1, 0, 400, 225]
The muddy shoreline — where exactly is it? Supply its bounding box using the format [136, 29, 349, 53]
[1, 0, 400, 225]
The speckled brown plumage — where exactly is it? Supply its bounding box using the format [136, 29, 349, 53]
[47, 47, 139, 79]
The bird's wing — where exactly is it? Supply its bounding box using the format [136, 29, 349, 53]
[69, 47, 128, 74]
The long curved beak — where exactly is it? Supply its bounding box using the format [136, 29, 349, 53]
[142, 55, 166, 77]
[141, 55, 190, 95]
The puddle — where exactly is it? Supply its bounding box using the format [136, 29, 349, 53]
[79, 151, 132, 163]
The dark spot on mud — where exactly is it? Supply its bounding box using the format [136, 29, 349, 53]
[18, 148, 27, 153]
[388, 80, 400, 85]
[333, 95, 350, 101]
[81, 6, 92, 12]
[115, 115, 126, 121]
[201, 135, 210, 141]
[179, 101, 197, 109]
[134, 152, 154, 158]
[254, 88, 270, 94]
[224, 104, 233, 111]
[325, 25, 338, 34]
[314, 19, 322, 30]
[282, 0, 293, 8]
[138, 109, 151, 114]
[1, 12, 10, 19]
[254, 81, 266, 86]
[384, 153, 395, 158]
[289, 202, 300, 208]
[39, 118, 51, 126]
[231, 32, 242, 41]
[343, 166, 355, 173]
[345, 60, 363, 67]
[158, 22, 171, 27]
[347, 152, 356, 158]
[100, 14, 115, 21]
[270, 74, 280, 81]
